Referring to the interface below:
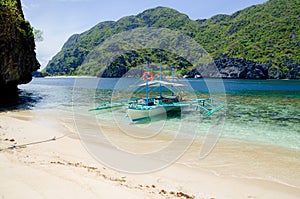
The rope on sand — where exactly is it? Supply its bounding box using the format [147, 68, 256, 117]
[0, 134, 70, 152]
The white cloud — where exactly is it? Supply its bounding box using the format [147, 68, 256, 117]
[21, 0, 40, 10]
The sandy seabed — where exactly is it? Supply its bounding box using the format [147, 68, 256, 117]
[0, 110, 299, 199]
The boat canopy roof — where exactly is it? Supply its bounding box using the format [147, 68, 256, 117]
[137, 80, 184, 88]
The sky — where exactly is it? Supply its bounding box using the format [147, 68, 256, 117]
[20, 0, 268, 69]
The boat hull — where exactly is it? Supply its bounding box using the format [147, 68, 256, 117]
[127, 106, 179, 122]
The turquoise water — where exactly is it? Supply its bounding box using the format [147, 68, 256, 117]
[16, 77, 300, 150]
[224, 93, 300, 149]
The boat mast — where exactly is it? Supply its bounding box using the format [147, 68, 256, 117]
[160, 63, 162, 99]
[171, 65, 174, 96]
[146, 61, 149, 106]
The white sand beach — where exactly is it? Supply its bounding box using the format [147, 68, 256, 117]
[0, 110, 299, 199]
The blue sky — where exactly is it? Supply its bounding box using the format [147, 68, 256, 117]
[21, 0, 268, 68]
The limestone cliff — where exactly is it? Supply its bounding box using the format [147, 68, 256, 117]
[0, 0, 40, 101]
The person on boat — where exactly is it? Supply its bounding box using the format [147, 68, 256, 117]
[137, 99, 146, 104]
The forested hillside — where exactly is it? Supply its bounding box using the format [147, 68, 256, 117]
[45, 0, 300, 79]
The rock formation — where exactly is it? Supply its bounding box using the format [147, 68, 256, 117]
[0, 0, 40, 103]
[185, 56, 269, 79]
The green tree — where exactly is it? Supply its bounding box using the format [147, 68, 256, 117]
[33, 28, 43, 42]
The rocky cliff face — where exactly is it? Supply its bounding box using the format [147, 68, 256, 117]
[184, 56, 300, 79]
[0, 0, 40, 102]
[184, 56, 270, 79]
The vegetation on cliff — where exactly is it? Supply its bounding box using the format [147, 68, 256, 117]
[0, 0, 40, 99]
[45, 0, 299, 79]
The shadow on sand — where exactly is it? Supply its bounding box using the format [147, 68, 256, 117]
[0, 89, 42, 112]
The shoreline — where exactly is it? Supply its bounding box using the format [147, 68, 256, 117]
[43, 75, 98, 79]
[0, 110, 299, 198]
[38, 75, 300, 80]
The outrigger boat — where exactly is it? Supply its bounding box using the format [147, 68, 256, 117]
[126, 80, 182, 121]
[90, 62, 224, 122]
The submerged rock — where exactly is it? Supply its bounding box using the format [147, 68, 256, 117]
[0, 0, 40, 103]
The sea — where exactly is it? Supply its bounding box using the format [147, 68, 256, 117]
[9, 77, 300, 188]
[15, 77, 300, 149]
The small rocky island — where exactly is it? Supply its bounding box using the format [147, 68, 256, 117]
[0, 0, 39, 103]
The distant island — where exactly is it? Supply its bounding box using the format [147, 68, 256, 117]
[44, 0, 299, 79]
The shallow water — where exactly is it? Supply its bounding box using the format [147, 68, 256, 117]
[14, 77, 300, 187]
[17, 77, 300, 150]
